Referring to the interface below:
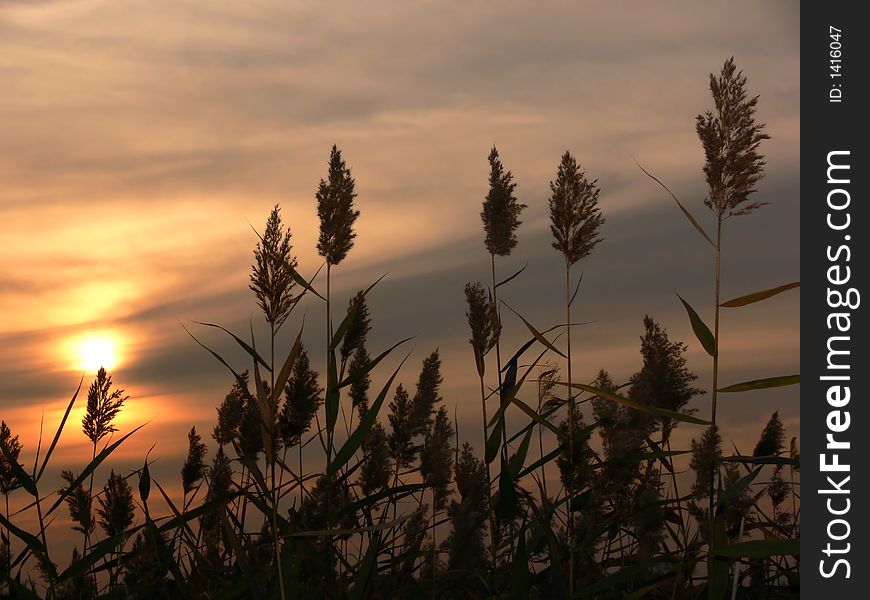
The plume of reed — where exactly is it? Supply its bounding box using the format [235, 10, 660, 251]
[464, 283, 500, 372]
[202, 447, 232, 561]
[387, 384, 416, 472]
[316, 145, 359, 267]
[240, 383, 269, 462]
[535, 363, 560, 498]
[697, 57, 770, 220]
[250, 205, 299, 332]
[752, 411, 785, 457]
[410, 351, 443, 438]
[213, 376, 246, 447]
[630, 316, 702, 445]
[82, 368, 127, 447]
[278, 347, 321, 498]
[359, 422, 391, 495]
[97, 471, 135, 538]
[349, 345, 372, 419]
[481, 146, 526, 257]
[0, 421, 21, 497]
[97, 470, 135, 588]
[421, 406, 453, 595]
[181, 426, 208, 497]
[632, 465, 665, 560]
[278, 349, 322, 448]
[548, 151, 604, 267]
[547, 150, 604, 595]
[444, 443, 488, 575]
[420, 407, 454, 512]
[1, 420, 22, 580]
[339, 291, 371, 367]
[59, 471, 94, 540]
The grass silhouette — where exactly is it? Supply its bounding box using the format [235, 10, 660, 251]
[0, 59, 799, 600]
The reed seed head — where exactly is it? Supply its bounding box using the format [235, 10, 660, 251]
[0, 420, 22, 495]
[548, 151, 605, 267]
[97, 470, 135, 538]
[278, 347, 322, 447]
[481, 146, 526, 256]
[752, 411, 785, 457]
[250, 204, 298, 331]
[82, 367, 128, 447]
[316, 145, 359, 266]
[182, 426, 208, 496]
[697, 57, 770, 219]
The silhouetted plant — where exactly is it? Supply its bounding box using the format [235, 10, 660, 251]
[278, 347, 321, 495]
[421, 407, 453, 512]
[213, 376, 246, 448]
[97, 471, 135, 538]
[387, 385, 416, 473]
[478, 147, 524, 531]
[697, 58, 770, 220]
[250, 204, 299, 332]
[82, 368, 127, 447]
[316, 145, 359, 267]
[410, 351, 443, 438]
[81, 368, 128, 557]
[1, 420, 22, 579]
[444, 443, 488, 580]
[182, 427, 207, 497]
[97, 470, 135, 588]
[359, 422, 391, 495]
[464, 281, 500, 561]
[548, 149, 604, 594]
[349, 344, 372, 419]
[59, 471, 94, 541]
[631, 316, 702, 445]
[548, 151, 604, 267]
[695, 58, 769, 545]
[481, 146, 525, 257]
[753, 411, 785, 457]
[279, 348, 322, 448]
[340, 291, 371, 368]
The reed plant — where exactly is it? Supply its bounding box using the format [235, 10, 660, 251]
[0, 58, 800, 600]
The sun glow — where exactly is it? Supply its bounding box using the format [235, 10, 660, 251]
[75, 335, 119, 372]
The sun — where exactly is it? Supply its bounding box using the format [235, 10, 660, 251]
[76, 336, 119, 372]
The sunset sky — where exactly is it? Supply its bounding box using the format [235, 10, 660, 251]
[1, 0, 798, 535]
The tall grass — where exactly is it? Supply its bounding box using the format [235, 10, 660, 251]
[0, 58, 799, 600]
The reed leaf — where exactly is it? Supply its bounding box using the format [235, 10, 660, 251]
[718, 375, 799, 393]
[193, 321, 272, 372]
[635, 160, 716, 249]
[563, 383, 710, 426]
[47, 424, 145, 516]
[36, 376, 83, 482]
[714, 538, 799, 558]
[720, 281, 799, 307]
[676, 294, 717, 357]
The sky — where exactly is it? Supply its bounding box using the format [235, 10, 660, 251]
[0, 0, 799, 549]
